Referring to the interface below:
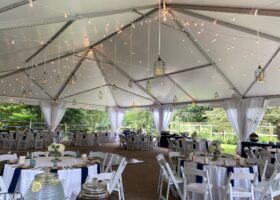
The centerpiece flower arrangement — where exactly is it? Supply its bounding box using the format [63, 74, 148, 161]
[208, 144, 223, 161]
[48, 143, 65, 162]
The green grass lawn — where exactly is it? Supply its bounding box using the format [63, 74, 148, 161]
[221, 144, 236, 155]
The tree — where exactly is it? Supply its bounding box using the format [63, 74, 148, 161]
[262, 107, 280, 126]
[205, 108, 232, 132]
[173, 105, 211, 122]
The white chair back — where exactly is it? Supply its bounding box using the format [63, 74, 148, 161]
[108, 158, 127, 194]
[32, 151, 45, 157]
[63, 151, 77, 157]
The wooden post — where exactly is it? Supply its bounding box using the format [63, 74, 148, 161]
[29, 120, 32, 129]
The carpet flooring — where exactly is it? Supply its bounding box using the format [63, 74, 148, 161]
[3, 143, 280, 200]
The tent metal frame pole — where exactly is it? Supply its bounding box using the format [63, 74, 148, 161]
[113, 85, 154, 102]
[23, 71, 53, 99]
[25, 20, 75, 62]
[170, 11, 242, 96]
[166, 76, 195, 101]
[54, 49, 90, 100]
[0, 8, 159, 81]
[173, 8, 280, 43]
[243, 46, 280, 96]
[167, 3, 280, 17]
[0, 4, 156, 31]
[0, 0, 35, 14]
[94, 49, 161, 103]
[60, 84, 109, 99]
[92, 50, 120, 107]
[135, 63, 212, 82]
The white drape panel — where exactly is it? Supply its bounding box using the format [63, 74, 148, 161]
[107, 107, 125, 133]
[152, 105, 173, 133]
[39, 101, 67, 132]
[224, 97, 268, 153]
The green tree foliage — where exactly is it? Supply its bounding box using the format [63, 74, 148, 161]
[262, 107, 280, 126]
[173, 105, 211, 122]
[122, 109, 157, 135]
[205, 108, 232, 132]
[61, 108, 110, 131]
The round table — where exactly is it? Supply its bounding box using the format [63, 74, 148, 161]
[3, 156, 99, 200]
[179, 155, 258, 200]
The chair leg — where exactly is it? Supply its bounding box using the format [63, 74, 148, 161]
[166, 182, 170, 200]
[159, 179, 164, 200]
[157, 172, 162, 194]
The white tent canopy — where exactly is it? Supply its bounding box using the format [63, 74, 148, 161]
[0, 0, 280, 110]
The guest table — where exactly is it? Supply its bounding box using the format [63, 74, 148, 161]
[179, 155, 258, 200]
[3, 156, 100, 200]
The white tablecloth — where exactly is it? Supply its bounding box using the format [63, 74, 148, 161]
[179, 156, 258, 200]
[0, 154, 17, 162]
[3, 156, 99, 200]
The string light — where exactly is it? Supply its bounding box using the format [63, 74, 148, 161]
[173, 95, 178, 103]
[99, 90, 103, 100]
[146, 80, 151, 93]
[69, 74, 77, 85]
[41, 71, 47, 84]
[64, 12, 68, 19]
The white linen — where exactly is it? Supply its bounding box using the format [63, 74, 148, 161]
[152, 105, 173, 133]
[180, 157, 258, 200]
[3, 157, 98, 200]
[107, 107, 125, 133]
[224, 96, 268, 153]
[39, 101, 67, 132]
[0, 154, 17, 162]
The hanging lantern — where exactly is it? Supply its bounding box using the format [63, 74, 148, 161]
[173, 95, 178, 103]
[255, 65, 266, 82]
[153, 56, 165, 77]
[146, 80, 151, 93]
[214, 91, 219, 99]
[99, 90, 103, 100]
[41, 72, 47, 84]
[69, 75, 77, 85]
[128, 79, 133, 88]
[55, 75, 61, 84]
[22, 89, 27, 97]
[28, 89, 32, 97]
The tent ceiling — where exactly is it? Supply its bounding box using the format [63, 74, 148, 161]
[0, 0, 280, 108]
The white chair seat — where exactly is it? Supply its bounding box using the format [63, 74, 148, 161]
[186, 183, 212, 194]
[163, 175, 183, 183]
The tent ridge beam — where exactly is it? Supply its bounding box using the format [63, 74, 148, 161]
[60, 84, 109, 100]
[170, 11, 242, 96]
[167, 3, 280, 17]
[23, 71, 53, 99]
[0, 0, 35, 14]
[243, 45, 280, 96]
[94, 49, 161, 103]
[135, 63, 212, 82]
[0, 4, 156, 31]
[25, 20, 75, 62]
[54, 50, 90, 100]
[167, 76, 196, 101]
[173, 8, 280, 43]
[93, 50, 120, 107]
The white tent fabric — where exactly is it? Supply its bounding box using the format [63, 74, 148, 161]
[1, 1, 280, 108]
[107, 107, 125, 133]
[224, 96, 268, 153]
[39, 101, 67, 132]
[152, 105, 173, 133]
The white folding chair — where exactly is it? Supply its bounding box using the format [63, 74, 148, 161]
[34, 133, 44, 149]
[156, 154, 166, 194]
[181, 166, 213, 200]
[255, 168, 280, 200]
[89, 158, 127, 200]
[126, 135, 135, 150]
[168, 151, 180, 172]
[159, 161, 184, 200]
[244, 147, 256, 158]
[89, 151, 108, 172]
[247, 158, 269, 181]
[80, 134, 88, 146]
[140, 136, 150, 151]
[220, 172, 257, 200]
[17, 134, 28, 150]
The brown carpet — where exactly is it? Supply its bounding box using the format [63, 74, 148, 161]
[2, 144, 280, 200]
